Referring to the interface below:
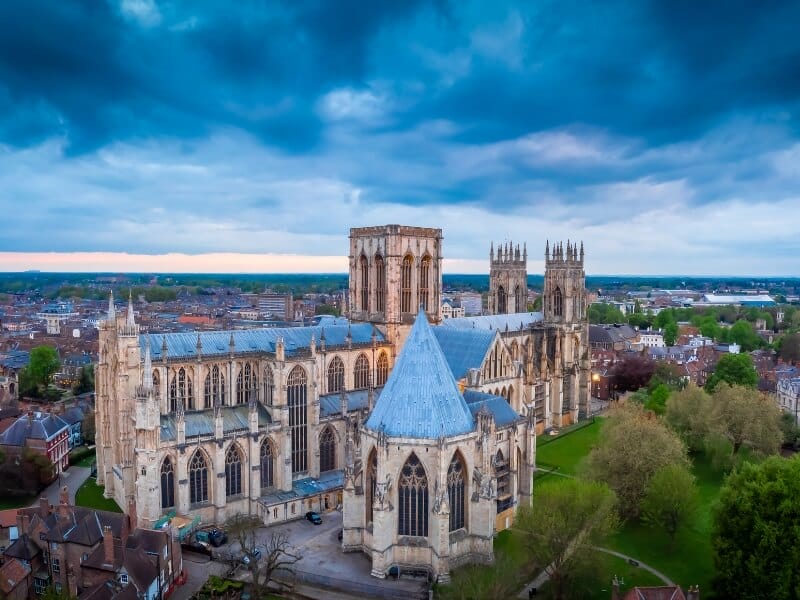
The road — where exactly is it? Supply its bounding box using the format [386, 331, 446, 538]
[30, 466, 91, 507]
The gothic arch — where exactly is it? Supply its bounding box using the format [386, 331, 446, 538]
[225, 443, 244, 497]
[419, 254, 432, 311]
[204, 365, 225, 409]
[170, 367, 194, 412]
[359, 253, 369, 312]
[160, 455, 175, 509]
[319, 426, 336, 473]
[375, 253, 386, 313]
[553, 286, 563, 317]
[447, 450, 467, 531]
[327, 356, 344, 393]
[236, 362, 257, 404]
[497, 285, 507, 314]
[287, 365, 308, 473]
[188, 449, 210, 505]
[376, 351, 389, 386]
[260, 438, 275, 490]
[398, 452, 428, 537]
[354, 353, 370, 389]
[263, 366, 274, 406]
[401, 254, 414, 313]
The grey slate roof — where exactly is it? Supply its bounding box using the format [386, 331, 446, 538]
[319, 388, 383, 418]
[463, 391, 521, 427]
[159, 404, 271, 441]
[142, 323, 383, 360]
[432, 327, 496, 380]
[442, 312, 543, 332]
[260, 470, 344, 505]
[0, 412, 69, 446]
[365, 311, 474, 439]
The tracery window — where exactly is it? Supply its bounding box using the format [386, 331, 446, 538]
[327, 356, 344, 393]
[494, 450, 511, 513]
[170, 368, 193, 412]
[236, 363, 257, 404]
[375, 254, 385, 313]
[366, 448, 377, 525]
[376, 352, 389, 386]
[319, 426, 336, 473]
[354, 354, 370, 389]
[263, 367, 274, 406]
[360, 254, 369, 312]
[225, 445, 242, 497]
[287, 366, 308, 473]
[553, 286, 563, 317]
[152, 370, 160, 397]
[260, 440, 274, 489]
[447, 453, 466, 531]
[419, 255, 431, 312]
[398, 453, 428, 537]
[497, 285, 507, 314]
[204, 365, 225, 409]
[160, 457, 174, 509]
[401, 255, 413, 313]
[189, 451, 208, 504]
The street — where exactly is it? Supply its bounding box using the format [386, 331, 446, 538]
[30, 466, 91, 507]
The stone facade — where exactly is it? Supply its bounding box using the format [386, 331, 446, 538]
[488, 241, 528, 315]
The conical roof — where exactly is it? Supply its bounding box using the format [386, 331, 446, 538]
[365, 310, 474, 438]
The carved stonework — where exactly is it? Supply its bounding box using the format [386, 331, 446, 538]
[374, 473, 393, 511]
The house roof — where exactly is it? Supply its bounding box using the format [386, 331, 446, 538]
[462, 391, 521, 427]
[365, 311, 474, 439]
[160, 404, 271, 442]
[0, 412, 70, 446]
[441, 312, 543, 332]
[142, 323, 384, 360]
[0, 558, 30, 595]
[432, 327, 496, 380]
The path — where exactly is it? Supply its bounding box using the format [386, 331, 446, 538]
[516, 546, 673, 598]
[29, 466, 91, 507]
[534, 467, 575, 479]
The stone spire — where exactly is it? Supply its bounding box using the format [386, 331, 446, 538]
[143, 336, 152, 390]
[126, 292, 136, 327]
[107, 291, 116, 322]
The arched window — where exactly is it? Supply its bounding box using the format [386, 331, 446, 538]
[189, 451, 208, 504]
[225, 445, 242, 497]
[170, 368, 193, 412]
[204, 372, 212, 409]
[319, 427, 336, 473]
[508, 385, 514, 404]
[398, 453, 428, 537]
[553, 286, 563, 317]
[419, 256, 431, 312]
[327, 356, 344, 393]
[359, 254, 369, 312]
[152, 370, 160, 397]
[260, 440, 274, 489]
[401, 255, 413, 313]
[513, 285, 521, 313]
[494, 450, 511, 513]
[447, 453, 466, 531]
[287, 366, 308, 473]
[160, 458, 174, 509]
[376, 352, 389, 386]
[366, 448, 377, 525]
[375, 254, 385, 313]
[497, 286, 507, 314]
[263, 367, 274, 406]
[236, 363, 257, 404]
[211, 366, 225, 406]
[510, 341, 519, 361]
[354, 354, 370, 389]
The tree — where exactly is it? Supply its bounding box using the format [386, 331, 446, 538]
[73, 364, 94, 395]
[81, 413, 96, 444]
[640, 464, 697, 549]
[648, 362, 684, 392]
[516, 479, 618, 600]
[779, 332, 800, 363]
[711, 455, 800, 599]
[705, 353, 758, 392]
[587, 303, 625, 324]
[610, 355, 655, 393]
[663, 321, 679, 347]
[710, 383, 782, 457]
[665, 384, 713, 452]
[644, 383, 670, 415]
[582, 404, 689, 518]
[21, 346, 60, 397]
[225, 514, 299, 595]
[728, 319, 762, 351]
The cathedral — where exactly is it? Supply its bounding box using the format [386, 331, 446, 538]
[95, 224, 589, 581]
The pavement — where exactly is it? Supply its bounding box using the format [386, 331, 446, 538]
[30, 466, 91, 507]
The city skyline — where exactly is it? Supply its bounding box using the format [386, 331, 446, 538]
[1, 2, 800, 275]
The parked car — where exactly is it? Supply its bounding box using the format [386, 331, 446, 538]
[241, 548, 262, 565]
[196, 528, 228, 547]
[181, 539, 213, 557]
[305, 511, 322, 525]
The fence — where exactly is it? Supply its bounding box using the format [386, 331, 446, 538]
[276, 568, 429, 600]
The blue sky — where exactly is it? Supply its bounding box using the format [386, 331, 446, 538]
[1, 0, 799, 275]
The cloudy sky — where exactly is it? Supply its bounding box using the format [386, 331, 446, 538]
[1, 0, 799, 275]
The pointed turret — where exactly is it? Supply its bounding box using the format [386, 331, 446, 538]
[523, 242, 527, 262]
[580, 241, 584, 262]
[229, 332, 235, 356]
[126, 292, 136, 327]
[196, 334, 202, 357]
[107, 291, 116, 322]
[490, 242, 494, 262]
[545, 240, 550, 261]
[161, 336, 168, 360]
[143, 336, 152, 390]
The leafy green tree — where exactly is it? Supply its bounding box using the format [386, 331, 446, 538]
[644, 383, 670, 415]
[73, 364, 94, 395]
[779, 332, 800, 363]
[728, 320, 762, 351]
[698, 316, 721, 340]
[627, 312, 651, 329]
[587, 303, 626, 324]
[710, 383, 782, 457]
[648, 362, 684, 392]
[640, 464, 698, 549]
[663, 321, 679, 346]
[314, 304, 340, 317]
[712, 455, 800, 599]
[665, 384, 713, 452]
[705, 353, 758, 392]
[516, 479, 618, 600]
[582, 404, 689, 518]
[27, 345, 60, 388]
[654, 309, 675, 330]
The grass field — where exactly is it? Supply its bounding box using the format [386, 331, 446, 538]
[536, 418, 603, 475]
[75, 477, 123, 513]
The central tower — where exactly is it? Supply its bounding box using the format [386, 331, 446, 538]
[349, 225, 443, 348]
[488, 242, 527, 315]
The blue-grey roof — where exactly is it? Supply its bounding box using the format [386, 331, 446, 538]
[0, 412, 70, 445]
[142, 323, 383, 360]
[260, 470, 344, 505]
[0, 350, 29, 370]
[463, 391, 521, 427]
[432, 327, 496, 380]
[319, 387, 383, 418]
[365, 311, 474, 439]
[442, 312, 543, 331]
[160, 404, 271, 441]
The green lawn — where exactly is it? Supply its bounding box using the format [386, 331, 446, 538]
[605, 453, 723, 594]
[536, 418, 603, 475]
[75, 477, 123, 513]
[73, 452, 97, 468]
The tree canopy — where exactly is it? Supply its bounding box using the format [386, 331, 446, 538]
[665, 384, 714, 452]
[611, 355, 655, 393]
[705, 353, 758, 392]
[712, 455, 800, 599]
[640, 464, 698, 548]
[587, 303, 626, 324]
[19, 345, 60, 398]
[709, 383, 782, 458]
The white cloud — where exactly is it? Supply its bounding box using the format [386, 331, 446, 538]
[318, 88, 386, 123]
[118, 0, 161, 27]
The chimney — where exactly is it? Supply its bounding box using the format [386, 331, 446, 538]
[58, 486, 70, 517]
[22, 514, 30, 537]
[127, 500, 137, 531]
[686, 585, 700, 600]
[16, 511, 24, 535]
[103, 525, 114, 565]
[39, 497, 50, 517]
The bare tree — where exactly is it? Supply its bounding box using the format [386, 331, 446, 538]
[224, 514, 301, 596]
